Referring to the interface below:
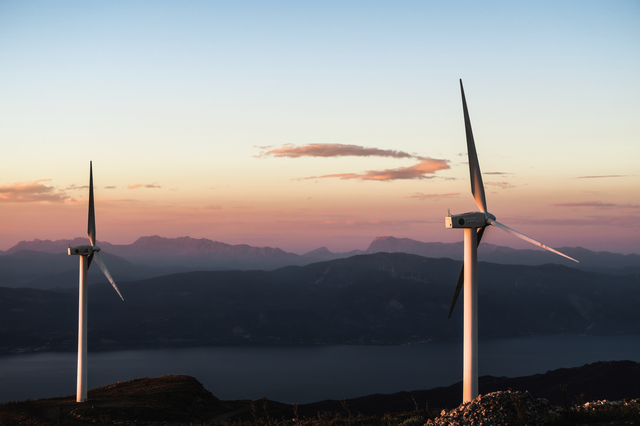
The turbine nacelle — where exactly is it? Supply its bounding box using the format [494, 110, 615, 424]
[68, 245, 101, 256]
[445, 212, 495, 229]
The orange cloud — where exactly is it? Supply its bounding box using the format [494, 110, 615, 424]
[0, 181, 69, 203]
[257, 143, 421, 159]
[408, 192, 459, 200]
[304, 158, 450, 181]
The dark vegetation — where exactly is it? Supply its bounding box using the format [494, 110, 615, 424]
[1, 252, 639, 354]
[1, 361, 638, 425]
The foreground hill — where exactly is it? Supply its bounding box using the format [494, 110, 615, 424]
[0, 375, 229, 425]
[1, 361, 638, 425]
[1, 252, 638, 353]
[292, 360, 640, 416]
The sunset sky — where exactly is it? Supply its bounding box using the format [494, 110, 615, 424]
[1, 1, 639, 254]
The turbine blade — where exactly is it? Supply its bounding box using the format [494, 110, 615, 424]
[448, 226, 485, 318]
[87, 161, 96, 246]
[93, 252, 125, 301]
[460, 80, 487, 213]
[489, 219, 579, 263]
[87, 252, 94, 270]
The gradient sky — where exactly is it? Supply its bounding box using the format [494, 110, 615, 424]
[1, 1, 639, 254]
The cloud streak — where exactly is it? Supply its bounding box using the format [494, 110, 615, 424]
[65, 184, 89, 190]
[313, 218, 434, 228]
[485, 181, 516, 189]
[0, 181, 69, 203]
[508, 215, 640, 228]
[128, 182, 161, 189]
[576, 175, 628, 179]
[552, 201, 640, 209]
[304, 158, 450, 181]
[408, 192, 459, 200]
[257, 143, 421, 159]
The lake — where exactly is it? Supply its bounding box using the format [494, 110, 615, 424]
[1, 335, 638, 404]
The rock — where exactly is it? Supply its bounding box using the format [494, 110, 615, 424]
[430, 390, 552, 426]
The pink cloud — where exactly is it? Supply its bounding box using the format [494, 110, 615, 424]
[408, 192, 460, 200]
[257, 143, 421, 159]
[205, 205, 222, 210]
[552, 201, 640, 209]
[304, 158, 450, 181]
[0, 181, 69, 203]
[128, 184, 142, 189]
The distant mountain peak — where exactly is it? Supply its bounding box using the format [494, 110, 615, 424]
[6, 237, 90, 254]
[304, 247, 333, 257]
[5, 235, 638, 273]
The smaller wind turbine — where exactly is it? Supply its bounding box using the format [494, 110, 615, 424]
[68, 162, 124, 403]
[447, 80, 578, 403]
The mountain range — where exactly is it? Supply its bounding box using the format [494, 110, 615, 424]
[2, 251, 638, 354]
[1, 235, 639, 289]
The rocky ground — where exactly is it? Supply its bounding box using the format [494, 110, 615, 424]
[429, 392, 639, 426]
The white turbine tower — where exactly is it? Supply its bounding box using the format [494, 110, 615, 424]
[68, 162, 124, 403]
[446, 80, 579, 403]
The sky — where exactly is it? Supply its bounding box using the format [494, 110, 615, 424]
[1, 1, 639, 255]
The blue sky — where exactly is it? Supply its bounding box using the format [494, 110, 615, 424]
[1, 1, 639, 253]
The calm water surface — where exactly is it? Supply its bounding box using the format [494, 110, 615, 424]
[1, 335, 638, 404]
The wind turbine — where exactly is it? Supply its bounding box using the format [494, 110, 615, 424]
[446, 80, 578, 403]
[68, 162, 124, 402]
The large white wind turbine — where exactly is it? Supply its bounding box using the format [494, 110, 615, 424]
[446, 80, 579, 403]
[68, 162, 124, 403]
